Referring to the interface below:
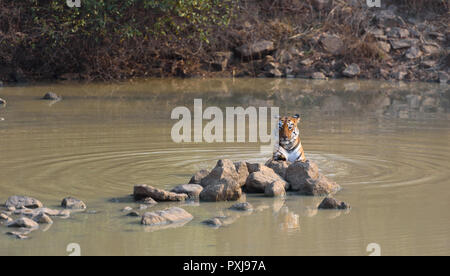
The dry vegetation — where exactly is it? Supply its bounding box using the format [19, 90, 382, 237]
[0, 0, 448, 82]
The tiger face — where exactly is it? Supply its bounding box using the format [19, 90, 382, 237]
[278, 114, 301, 149]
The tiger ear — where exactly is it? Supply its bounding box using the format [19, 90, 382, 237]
[293, 114, 300, 120]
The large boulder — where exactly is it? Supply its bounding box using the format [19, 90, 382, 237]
[200, 159, 239, 188]
[286, 161, 340, 196]
[265, 159, 290, 179]
[245, 165, 287, 193]
[170, 184, 203, 200]
[235, 40, 275, 60]
[141, 207, 193, 226]
[199, 182, 242, 202]
[199, 159, 242, 202]
[134, 185, 188, 202]
[188, 169, 210, 185]
[264, 180, 286, 197]
[318, 197, 350, 210]
[61, 197, 87, 210]
[5, 196, 43, 209]
[7, 217, 39, 229]
[234, 161, 249, 187]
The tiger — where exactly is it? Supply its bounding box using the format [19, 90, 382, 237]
[273, 114, 306, 163]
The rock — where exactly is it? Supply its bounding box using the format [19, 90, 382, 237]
[211, 52, 232, 71]
[245, 166, 287, 193]
[199, 182, 242, 202]
[7, 217, 39, 229]
[0, 98, 6, 106]
[235, 40, 275, 60]
[42, 92, 61, 101]
[5, 196, 43, 209]
[422, 44, 441, 55]
[263, 62, 278, 71]
[229, 202, 253, 212]
[134, 185, 188, 202]
[311, 72, 326, 80]
[377, 41, 391, 53]
[139, 204, 148, 210]
[320, 34, 344, 55]
[286, 161, 319, 190]
[300, 58, 314, 66]
[264, 181, 286, 197]
[318, 197, 350, 210]
[286, 161, 340, 195]
[202, 217, 223, 228]
[0, 213, 13, 224]
[246, 162, 264, 174]
[171, 184, 203, 199]
[127, 211, 140, 217]
[391, 71, 407, 81]
[136, 197, 158, 205]
[405, 46, 422, 59]
[342, 64, 361, 78]
[265, 159, 290, 179]
[121, 206, 133, 212]
[141, 207, 193, 226]
[387, 27, 410, 38]
[234, 161, 249, 187]
[267, 68, 283, 78]
[6, 231, 30, 240]
[438, 72, 448, 84]
[189, 169, 210, 184]
[61, 197, 87, 210]
[200, 159, 240, 188]
[389, 39, 418, 50]
[421, 60, 437, 69]
[33, 212, 53, 224]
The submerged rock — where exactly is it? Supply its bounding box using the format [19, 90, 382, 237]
[318, 197, 350, 210]
[7, 217, 39, 229]
[6, 231, 30, 240]
[286, 161, 340, 196]
[5, 196, 43, 209]
[202, 217, 224, 228]
[189, 169, 210, 185]
[0, 213, 13, 224]
[136, 197, 158, 205]
[171, 184, 203, 199]
[42, 92, 61, 101]
[121, 206, 133, 212]
[134, 185, 188, 202]
[33, 212, 53, 224]
[127, 211, 140, 217]
[61, 197, 87, 210]
[229, 202, 253, 212]
[141, 207, 193, 226]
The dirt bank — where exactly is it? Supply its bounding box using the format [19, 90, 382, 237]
[0, 0, 448, 84]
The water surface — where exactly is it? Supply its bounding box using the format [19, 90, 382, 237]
[0, 78, 449, 256]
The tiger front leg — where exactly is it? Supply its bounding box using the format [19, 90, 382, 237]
[273, 151, 287, 161]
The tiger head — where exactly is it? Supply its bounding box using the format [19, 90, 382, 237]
[278, 114, 301, 149]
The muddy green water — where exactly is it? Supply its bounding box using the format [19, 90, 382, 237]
[0, 78, 449, 256]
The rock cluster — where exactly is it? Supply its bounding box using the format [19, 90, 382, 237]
[1, 196, 86, 240]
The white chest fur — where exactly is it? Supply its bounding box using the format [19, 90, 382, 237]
[277, 142, 302, 162]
